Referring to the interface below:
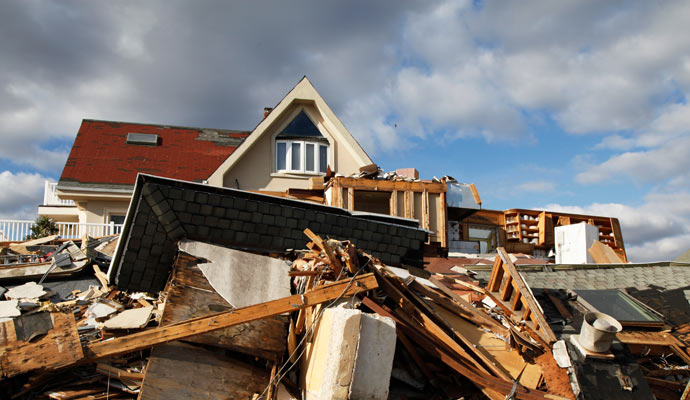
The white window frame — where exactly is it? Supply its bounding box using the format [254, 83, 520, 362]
[276, 139, 328, 175]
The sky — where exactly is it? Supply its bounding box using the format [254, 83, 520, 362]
[1, 0, 689, 262]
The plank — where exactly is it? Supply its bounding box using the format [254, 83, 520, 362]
[138, 341, 270, 400]
[0, 312, 83, 378]
[616, 331, 685, 347]
[332, 177, 446, 193]
[428, 302, 543, 389]
[160, 253, 287, 360]
[427, 277, 508, 337]
[83, 273, 378, 361]
[361, 297, 565, 400]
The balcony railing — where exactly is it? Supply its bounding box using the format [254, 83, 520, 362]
[0, 220, 123, 242]
[43, 181, 75, 206]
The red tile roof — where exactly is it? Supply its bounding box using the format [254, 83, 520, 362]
[59, 120, 250, 188]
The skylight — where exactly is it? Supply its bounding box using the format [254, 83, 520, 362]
[126, 133, 159, 146]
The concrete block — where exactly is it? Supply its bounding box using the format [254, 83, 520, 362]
[246, 201, 258, 212]
[302, 308, 362, 400]
[208, 195, 220, 206]
[302, 308, 396, 400]
[350, 313, 397, 400]
[213, 207, 225, 218]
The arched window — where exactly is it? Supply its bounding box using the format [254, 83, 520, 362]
[276, 111, 329, 174]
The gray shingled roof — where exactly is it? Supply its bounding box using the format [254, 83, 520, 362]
[473, 263, 690, 291]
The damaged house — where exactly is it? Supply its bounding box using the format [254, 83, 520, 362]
[2, 76, 689, 399]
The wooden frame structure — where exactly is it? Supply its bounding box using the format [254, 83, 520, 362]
[326, 177, 447, 246]
[487, 248, 557, 345]
[504, 208, 627, 261]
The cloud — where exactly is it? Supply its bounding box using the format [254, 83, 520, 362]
[0, 170, 46, 220]
[576, 136, 690, 184]
[516, 181, 556, 193]
[545, 190, 690, 262]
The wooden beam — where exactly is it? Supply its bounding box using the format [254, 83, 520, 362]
[347, 187, 354, 211]
[83, 274, 378, 361]
[469, 183, 482, 206]
[304, 228, 343, 278]
[440, 191, 448, 247]
[332, 177, 446, 193]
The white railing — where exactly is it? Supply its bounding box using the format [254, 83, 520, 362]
[0, 220, 123, 242]
[43, 181, 75, 206]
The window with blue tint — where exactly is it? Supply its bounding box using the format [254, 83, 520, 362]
[319, 144, 328, 173]
[291, 142, 301, 171]
[276, 142, 287, 171]
[305, 143, 315, 172]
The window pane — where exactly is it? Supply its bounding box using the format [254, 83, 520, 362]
[305, 143, 315, 172]
[291, 142, 301, 171]
[276, 142, 287, 171]
[319, 145, 328, 173]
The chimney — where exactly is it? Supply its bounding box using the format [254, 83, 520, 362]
[263, 107, 273, 119]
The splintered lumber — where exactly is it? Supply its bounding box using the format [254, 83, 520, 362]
[304, 228, 343, 277]
[138, 341, 270, 400]
[427, 301, 543, 389]
[486, 248, 557, 344]
[0, 312, 83, 378]
[161, 252, 286, 360]
[428, 276, 509, 337]
[83, 273, 378, 361]
[361, 297, 567, 400]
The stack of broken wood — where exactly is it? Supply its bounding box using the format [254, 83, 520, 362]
[1, 229, 591, 399]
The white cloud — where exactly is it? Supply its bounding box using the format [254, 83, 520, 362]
[0, 170, 46, 220]
[516, 181, 556, 193]
[576, 136, 690, 184]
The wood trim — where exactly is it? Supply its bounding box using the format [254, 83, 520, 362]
[83, 273, 378, 361]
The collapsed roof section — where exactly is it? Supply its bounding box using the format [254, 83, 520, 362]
[108, 174, 428, 292]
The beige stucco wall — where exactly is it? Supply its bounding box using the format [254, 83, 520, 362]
[222, 106, 368, 191]
[77, 199, 130, 224]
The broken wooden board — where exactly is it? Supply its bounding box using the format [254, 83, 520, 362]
[589, 240, 623, 264]
[0, 312, 83, 378]
[83, 273, 378, 361]
[427, 301, 543, 389]
[486, 248, 557, 344]
[9, 235, 60, 254]
[138, 341, 270, 400]
[161, 252, 286, 360]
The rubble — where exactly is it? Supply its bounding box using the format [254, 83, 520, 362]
[1, 175, 690, 399]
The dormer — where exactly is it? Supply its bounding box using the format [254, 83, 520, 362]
[207, 77, 372, 191]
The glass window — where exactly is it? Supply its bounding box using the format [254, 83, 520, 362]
[291, 142, 301, 171]
[305, 143, 315, 172]
[276, 142, 287, 171]
[319, 144, 328, 173]
[275, 140, 327, 174]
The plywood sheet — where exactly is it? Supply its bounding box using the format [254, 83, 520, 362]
[138, 341, 270, 400]
[161, 252, 287, 360]
[589, 240, 623, 264]
[0, 312, 83, 378]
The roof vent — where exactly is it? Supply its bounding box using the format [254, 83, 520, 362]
[126, 133, 159, 146]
